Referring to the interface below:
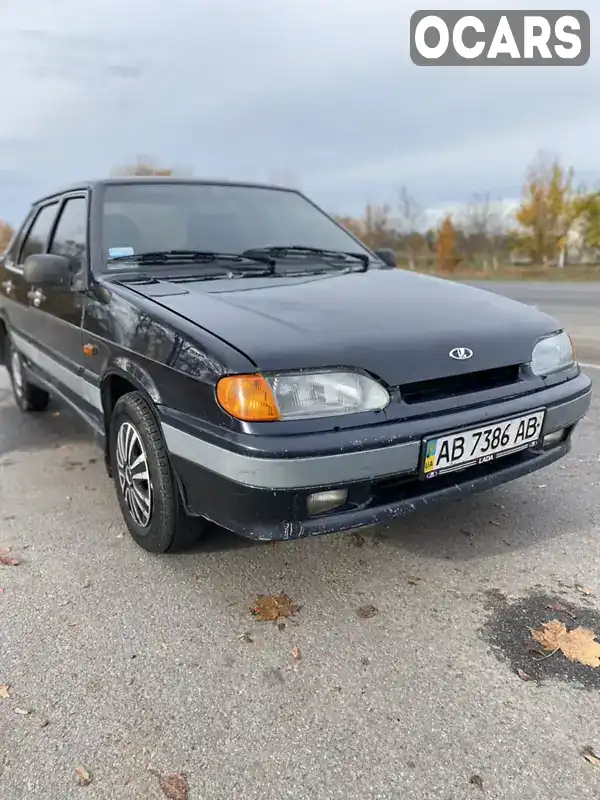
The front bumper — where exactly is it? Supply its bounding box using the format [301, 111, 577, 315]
[161, 372, 592, 541]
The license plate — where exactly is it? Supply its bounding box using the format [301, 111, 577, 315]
[421, 409, 545, 479]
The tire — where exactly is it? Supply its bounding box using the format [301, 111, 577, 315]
[109, 390, 205, 553]
[7, 338, 50, 412]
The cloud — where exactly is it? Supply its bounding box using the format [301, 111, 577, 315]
[0, 0, 598, 223]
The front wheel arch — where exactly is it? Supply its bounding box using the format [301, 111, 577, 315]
[109, 390, 205, 552]
[101, 369, 159, 476]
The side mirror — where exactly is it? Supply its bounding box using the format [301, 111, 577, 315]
[374, 248, 397, 268]
[23, 254, 72, 287]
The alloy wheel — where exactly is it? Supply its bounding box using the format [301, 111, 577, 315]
[10, 347, 24, 398]
[116, 420, 153, 528]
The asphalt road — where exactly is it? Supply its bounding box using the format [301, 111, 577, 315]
[1, 282, 599, 800]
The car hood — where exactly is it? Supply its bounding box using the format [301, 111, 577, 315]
[122, 269, 561, 386]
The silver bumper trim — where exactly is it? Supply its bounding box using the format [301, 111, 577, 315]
[163, 423, 421, 489]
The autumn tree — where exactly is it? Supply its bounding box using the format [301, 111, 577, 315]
[573, 191, 600, 252]
[0, 220, 14, 252]
[515, 153, 578, 266]
[435, 215, 459, 272]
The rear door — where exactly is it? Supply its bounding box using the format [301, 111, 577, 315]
[0, 210, 34, 340]
[1, 202, 60, 348]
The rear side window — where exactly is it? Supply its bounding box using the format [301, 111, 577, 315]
[19, 203, 59, 263]
[49, 197, 88, 273]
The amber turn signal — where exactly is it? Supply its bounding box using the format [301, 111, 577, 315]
[216, 374, 281, 421]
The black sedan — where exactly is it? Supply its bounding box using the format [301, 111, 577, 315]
[0, 178, 592, 553]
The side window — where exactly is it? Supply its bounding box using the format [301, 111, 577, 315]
[18, 203, 59, 263]
[49, 197, 88, 273]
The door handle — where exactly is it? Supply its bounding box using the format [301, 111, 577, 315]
[27, 287, 46, 308]
[1, 279, 14, 295]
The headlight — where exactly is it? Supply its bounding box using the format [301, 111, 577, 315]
[531, 331, 575, 376]
[217, 371, 389, 421]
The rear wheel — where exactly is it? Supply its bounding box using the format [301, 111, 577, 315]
[109, 390, 205, 553]
[7, 339, 50, 412]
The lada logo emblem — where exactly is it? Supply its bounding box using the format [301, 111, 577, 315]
[449, 347, 474, 360]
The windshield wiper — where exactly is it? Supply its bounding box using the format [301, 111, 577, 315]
[107, 249, 276, 269]
[242, 245, 370, 271]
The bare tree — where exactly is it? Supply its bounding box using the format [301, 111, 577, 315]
[459, 192, 509, 270]
[397, 186, 425, 269]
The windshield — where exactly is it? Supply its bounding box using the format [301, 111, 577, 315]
[98, 182, 373, 270]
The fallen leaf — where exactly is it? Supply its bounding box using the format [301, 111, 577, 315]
[0, 556, 19, 567]
[250, 594, 299, 622]
[357, 604, 379, 619]
[531, 619, 600, 667]
[576, 585, 595, 596]
[291, 646, 302, 660]
[469, 774, 484, 790]
[75, 766, 92, 786]
[0, 547, 11, 555]
[516, 668, 531, 681]
[154, 772, 189, 800]
[0, 684, 10, 699]
[14, 708, 30, 715]
[545, 602, 576, 619]
[582, 747, 600, 767]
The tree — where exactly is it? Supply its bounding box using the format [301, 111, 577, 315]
[335, 204, 399, 252]
[458, 192, 507, 270]
[0, 220, 14, 252]
[111, 156, 192, 177]
[515, 152, 577, 266]
[573, 191, 600, 252]
[397, 186, 425, 269]
[435, 215, 459, 272]
[335, 215, 364, 240]
[361, 203, 397, 251]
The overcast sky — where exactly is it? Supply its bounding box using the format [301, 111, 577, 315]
[0, 0, 598, 225]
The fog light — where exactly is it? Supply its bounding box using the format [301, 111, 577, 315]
[543, 429, 565, 447]
[306, 489, 348, 516]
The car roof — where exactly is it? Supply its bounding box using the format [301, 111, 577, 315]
[33, 177, 300, 205]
